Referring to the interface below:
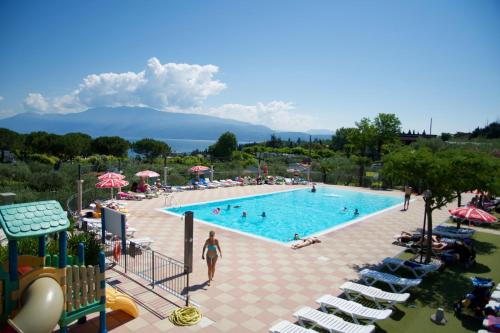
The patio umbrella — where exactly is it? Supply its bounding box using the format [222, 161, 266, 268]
[135, 170, 160, 178]
[189, 165, 209, 173]
[449, 206, 497, 225]
[96, 178, 129, 199]
[98, 172, 125, 181]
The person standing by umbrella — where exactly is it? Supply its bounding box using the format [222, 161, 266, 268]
[202, 230, 222, 286]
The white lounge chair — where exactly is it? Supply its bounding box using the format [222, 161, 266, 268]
[340, 281, 410, 309]
[269, 320, 316, 333]
[128, 237, 154, 249]
[382, 257, 441, 278]
[491, 290, 500, 302]
[316, 295, 392, 324]
[293, 306, 375, 333]
[359, 269, 422, 293]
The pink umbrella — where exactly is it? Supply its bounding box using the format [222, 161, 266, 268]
[98, 172, 125, 181]
[189, 165, 209, 173]
[135, 170, 160, 178]
[96, 179, 129, 199]
[449, 206, 498, 225]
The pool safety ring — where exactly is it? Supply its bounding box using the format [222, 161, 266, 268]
[169, 306, 202, 326]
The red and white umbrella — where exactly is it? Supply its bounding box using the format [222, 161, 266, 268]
[135, 170, 160, 178]
[189, 165, 209, 173]
[98, 172, 125, 181]
[449, 206, 497, 224]
[96, 179, 129, 199]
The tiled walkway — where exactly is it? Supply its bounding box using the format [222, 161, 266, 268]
[70, 184, 454, 333]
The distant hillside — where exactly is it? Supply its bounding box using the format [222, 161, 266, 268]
[0, 107, 330, 142]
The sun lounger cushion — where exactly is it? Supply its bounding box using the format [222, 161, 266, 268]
[359, 269, 422, 293]
[433, 225, 475, 239]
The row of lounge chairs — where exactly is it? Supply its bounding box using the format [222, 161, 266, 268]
[270, 256, 440, 333]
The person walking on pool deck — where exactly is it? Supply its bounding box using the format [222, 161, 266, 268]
[403, 185, 412, 211]
[202, 230, 222, 286]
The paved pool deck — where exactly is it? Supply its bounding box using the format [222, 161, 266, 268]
[69, 184, 456, 333]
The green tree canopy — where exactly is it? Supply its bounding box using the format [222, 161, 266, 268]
[60, 133, 92, 159]
[0, 128, 25, 157]
[373, 113, 402, 159]
[209, 132, 238, 161]
[91, 136, 130, 157]
[381, 145, 500, 262]
[132, 138, 171, 161]
[331, 127, 356, 154]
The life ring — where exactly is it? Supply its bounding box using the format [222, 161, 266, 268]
[113, 242, 121, 262]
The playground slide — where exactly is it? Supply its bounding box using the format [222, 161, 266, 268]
[8, 277, 64, 333]
[106, 288, 139, 318]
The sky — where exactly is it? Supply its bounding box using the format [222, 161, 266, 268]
[0, 0, 499, 134]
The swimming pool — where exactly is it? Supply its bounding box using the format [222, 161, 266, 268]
[165, 187, 403, 243]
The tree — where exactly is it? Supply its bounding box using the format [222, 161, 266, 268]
[330, 127, 356, 154]
[132, 138, 171, 161]
[91, 136, 130, 157]
[209, 132, 238, 161]
[382, 146, 500, 262]
[60, 133, 92, 159]
[373, 113, 402, 160]
[0, 128, 24, 161]
[382, 146, 455, 262]
[442, 149, 500, 208]
[348, 118, 377, 186]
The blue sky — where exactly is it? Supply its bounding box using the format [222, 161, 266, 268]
[0, 0, 499, 133]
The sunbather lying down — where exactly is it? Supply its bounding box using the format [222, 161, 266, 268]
[395, 231, 453, 251]
[291, 237, 321, 249]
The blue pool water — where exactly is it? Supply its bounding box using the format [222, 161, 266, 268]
[165, 187, 403, 243]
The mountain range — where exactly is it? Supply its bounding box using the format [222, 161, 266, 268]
[0, 107, 332, 142]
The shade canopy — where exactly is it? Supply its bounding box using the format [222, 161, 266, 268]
[96, 179, 129, 189]
[449, 206, 497, 224]
[135, 170, 160, 178]
[189, 165, 210, 173]
[98, 172, 125, 181]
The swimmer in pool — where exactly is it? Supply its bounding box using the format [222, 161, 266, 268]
[341, 207, 348, 212]
[233, 205, 241, 208]
[226, 204, 231, 210]
[213, 208, 221, 215]
[293, 233, 301, 241]
[261, 212, 266, 217]
[242, 211, 247, 218]
[354, 208, 359, 215]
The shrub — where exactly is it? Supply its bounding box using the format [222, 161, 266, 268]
[29, 172, 65, 191]
[68, 231, 102, 265]
[26, 153, 58, 165]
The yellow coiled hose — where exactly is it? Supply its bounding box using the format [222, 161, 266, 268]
[169, 306, 202, 326]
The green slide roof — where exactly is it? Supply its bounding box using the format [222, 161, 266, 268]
[0, 200, 69, 240]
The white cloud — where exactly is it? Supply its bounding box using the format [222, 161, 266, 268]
[0, 108, 17, 119]
[24, 93, 50, 112]
[23, 57, 226, 113]
[206, 101, 316, 131]
[0, 96, 4, 102]
[19, 58, 316, 131]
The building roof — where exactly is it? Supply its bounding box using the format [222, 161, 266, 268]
[0, 200, 69, 240]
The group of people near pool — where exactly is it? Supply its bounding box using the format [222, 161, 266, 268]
[212, 204, 266, 218]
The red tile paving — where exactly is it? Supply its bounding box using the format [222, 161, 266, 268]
[69, 184, 455, 332]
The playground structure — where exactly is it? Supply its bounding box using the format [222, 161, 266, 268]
[0, 200, 136, 333]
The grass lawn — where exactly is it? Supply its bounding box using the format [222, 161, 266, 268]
[374, 231, 500, 333]
[304, 231, 500, 333]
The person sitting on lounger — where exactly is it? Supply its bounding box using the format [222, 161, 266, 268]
[291, 236, 321, 249]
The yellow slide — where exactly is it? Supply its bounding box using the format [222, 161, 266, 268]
[106, 288, 139, 318]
